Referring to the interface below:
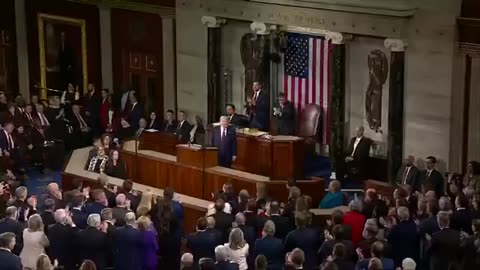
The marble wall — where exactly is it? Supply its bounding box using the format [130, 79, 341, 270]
[346, 37, 390, 157]
[176, 2, 208, 123]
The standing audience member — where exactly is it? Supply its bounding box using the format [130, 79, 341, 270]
[426, 212, 461, 270]
[267, 201, 292, 240]
[114, 212, 142, 270]
[223, 228, 249, 270]
[111, 193, 130, 227]
[286, 248, 305, 269]
[156, 199, 180, 270]
[209, 198, 234, 243]
[20, 214, 49, 270]
[181, 253, 194, 270]
[79, 260, 97, 270]
[0, 232, 22, 270]
[36, 253, 55, 270]
[137, 216, 158, 270]
[47, 209, 77, 270]
[255, 254, 268, 270]
[187, 217, 218, 263]
[419, 156, 444, 196]
[0, 206, 23, 254]
[356, 241, 394, 270]
[254, 220, 284, 270]
[342, 200, 365, 246]
[387, 206, 419, 267]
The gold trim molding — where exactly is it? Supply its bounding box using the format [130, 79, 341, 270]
[68, 0, 175, 18]
[38, 13, 88, 99]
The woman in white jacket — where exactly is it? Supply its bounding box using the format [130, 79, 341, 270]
[223, 228, 249, 270]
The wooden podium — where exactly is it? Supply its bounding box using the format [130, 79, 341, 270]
[233, 131, 304, 180]
[141, 131, 180, 155]
[176, 144, 218, 168]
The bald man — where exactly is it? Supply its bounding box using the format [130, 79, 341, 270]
[345, 126, 372, 181]
[395, 155, 419, 189]
[210, 116, 237, 168]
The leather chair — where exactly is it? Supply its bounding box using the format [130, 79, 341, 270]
[297, 104, 321, 145]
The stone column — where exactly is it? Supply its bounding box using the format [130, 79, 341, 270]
[162, 17, 176, 112]
[326, 31, 346, 180]
[99, 6, 113, 90]
[384, 39, 407, 183]
[202, 16, 225, 124]
[15, 0, 30, 99]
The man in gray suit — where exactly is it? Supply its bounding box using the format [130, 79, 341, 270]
[395, 155, 419, 189]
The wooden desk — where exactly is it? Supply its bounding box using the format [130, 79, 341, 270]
[141, 131, 180, 155]
[176, 144, 218, 168]
[310, 206, 350, 226]
[233, 132, 305, 180]
[364, 179, 396, 198]
[62, 147, 209, 234]
[205, 166, 325, 206]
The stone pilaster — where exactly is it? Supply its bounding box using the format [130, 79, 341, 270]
[326, 31, 346, 180]
[99, 5, 113, 91]
[202, 16, 225, 123]
[15, 0, 30, 99]
[384, 39, 407, 183]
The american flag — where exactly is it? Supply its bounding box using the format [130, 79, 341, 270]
[282, 32, 331, 144]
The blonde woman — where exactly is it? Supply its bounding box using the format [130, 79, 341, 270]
[223, 228, 249, 270]
[36, 254, 56, 270]
[136, 190, 153, 217]
[20, 214, 49, 269]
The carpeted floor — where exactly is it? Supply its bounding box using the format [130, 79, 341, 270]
[25, 168, 62, 196]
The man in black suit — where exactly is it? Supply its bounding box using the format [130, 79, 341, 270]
[0, 232, 22, 270]
[11, 186, 35, 223]
[70, 192, 88, 229]
[161, 109, 177, 133]
[451, 193, 473, 234]
[75, 214, 108, 270]
[114, 212, 143, 270]
[345, 126, 372, 181]
[318, 224, 354, 263]
[175, 110, 193, 143]
[40, 199, 56, 234]
[254, 220, 285, 270]
[215, 245, 240, 270]
[268, 201, 292, 240]
[210, 116, 237, 168]
[83, 189, 107, 216]
[226, 104, 248, 128]
[48, 209, 78, 270]
[112, 193, 130, 227]
[127, 92, 144, 130]
[248, 82, 270, 132]
[419, 156, 445, 196]
[395, 155, 420, 189]
[69, 104, 91, 148]
[84, 83, 103, 137]
[0, 207, 24, 255]
[100, 208, 117, 269]
[208, 199, 234, 243]
[0, 122, 16, 159]
[273, 93, 295, 135]
[426, 212, 461, 270]
[387, 206, 419, 267]
[187, 217, 218, 264]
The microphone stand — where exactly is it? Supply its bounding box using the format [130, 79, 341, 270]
[201, 127, 209, 199]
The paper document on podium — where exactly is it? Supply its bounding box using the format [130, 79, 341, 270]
[145, 129, 158, 132]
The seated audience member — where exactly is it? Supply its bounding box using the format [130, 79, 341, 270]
[254, 220, 284, 270]
[84, 189, 107, 216]
[85, 147, 109, 173]
[137, 216, 158, 270]
[356, 241, 394, 270]
[181, 253, 194, 270]
[187, 217, 218, 264]
[35, 103, 50, 129]
[0, 122, 16, 158]
[12, 125, 32, 170]
[76, 214, 108, 270]
[175, 110, 193, 143]
[223, 228, 249, 270]
[147, 111, 161, 130]
[135, 117, 147, 138]
[319, 180, 344, 209]
[70, 103, 91, 148]
[79, 260, 97, 270]
[112, 193, 131, 227]
[0, 232, 22, 270]
[285, 211, 321, 270]
[209, 198, 234, 243]
[48, 209, 78, 270]
[268, 200, 292, 240]
[0, 206, 23, 254]
[255, 255, 268, 270]
[401, 258, 417, 270]
[342, 200, 366, 245]
[105, 149, 127, 179]
[115, 118, 134, 142]
[318, 224, 354, 263]
[1, 103, 22, 125]
[161, 109, 177, 133]
[426, 212, 460, 270]
[215, 245, 240, 270]
[20, 214, 49, 269]
[286, 248, 305, 269]
[387, 206, 419, 267]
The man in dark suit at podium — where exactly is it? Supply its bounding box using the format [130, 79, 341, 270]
[226, 104, 248, 128]
[273, 93, 295, 135]
[345, 126, 372, 181]
[210, 116, 237, 168]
